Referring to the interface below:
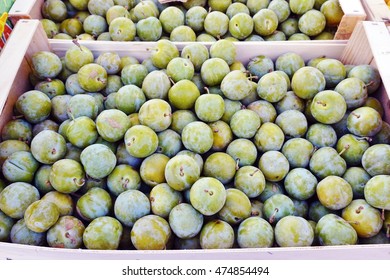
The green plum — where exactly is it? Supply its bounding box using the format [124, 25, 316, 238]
[275, 52, 305, 78]
[362, 144, 390, 176]
[199, 219, 234, 249]
[247, 100, 277, 123]
[80, 144, 116, 179]
[226, 139, 258, 167]
[253, 9, 278, 37]
[311, 90, 347, 124]
[190, 177, 226, 216]
[347, 107, 382, 137]
[114, 189, 150, 227]
[106, 164, 140, 197]
[204, 11, 229, 38]
[76, 188, 112, 221]
[342, 199, 383, 238]
[49, 159, 85, 193]
[83, 216, 122, 250]
[159, 6, 184, 34]
[258, 151, 289, 182]
[136, 17, 162, 41]
[16, 90, 52, 124]
[124, 125, 159, 158]
[275, 216, 314, 247]
[31, 51, 62, 79]
[10, 219, 45, 246]
[47, 215, 85, 249]
[182, 121, 214, 154]
[142, 70, 171, 99]
[186, 6, 207, 32]
[234, 166, 265, 198]
[218, 188, 251, 225]
[169, 203, 203, 239]
[24, 200, 59, 233]
[336, 134, 370, 166]
[343, 167, 371, 199]
[131, 214, 171, 250]
[254, 122, 284, 152]
[2, 151, 39, 183]
[282, 138, 314, 168]
[291, 66, 326, 99]
[335, 77, 368, 109]
[95, 109, 131, 142]
[149, 39, 179, 69]
[237, 216, 274, 248]
[263, 194, 295, 224]
[165, 154, 200, 191]
[275, 110, 308, 138]
[41, 191, 73, 217]
[298, 9, 326, 36]
[276, 91, 304, 113]
[120, 64, 148, 87]
[309, 147, 346, 179]
[364, 175, 390, 211]
[247, 55, 274, 79]
[230, 109, 261, 138]
[317, 176, 353, 210]
[150, 183, 182, 218]
[65, 45, 94, 73]
[0, 183, 40, 219]
[208, 120, 233, 151]
[306, 123, 338, 148]
[140, 153, 169, 187]
[201, 58, 230, 86]
[348, 64, 381, 94]
[203, 152, 237, 184]
[257, 71, 287, 102]
[285, 168, 317, 200]
[315, 214, 358, 245]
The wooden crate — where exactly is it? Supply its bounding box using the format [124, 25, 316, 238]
[362, 0, 390, 24]
[8, 0, 366, 40]
[0, 19, 389, 260]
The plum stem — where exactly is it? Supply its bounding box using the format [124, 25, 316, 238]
[204, 189, 213, 196]
[12, 115, 24, 120]
[250, 169, 259, 176]
[72, 39, 82, 51]
[235, 158, 240, 170]
[269, 208, 279, 224]
[251, 210, 260, 216]
[351, 112, 361, 118]
[386, 225, 390, 238]
[73, 177, 85, 187]
[204, 87, 210, 94]
[179, 166, 184, 177]
[382, 208, 385, 220]
[247, 75, 258, 81]
[366, 80, 374, 88]
[168, 76, 176, 85]
[316, 101, 327, 107]
[355, 205, 364, 214]
[122, 178, 129, 189]
[338, 144, 350, 156]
